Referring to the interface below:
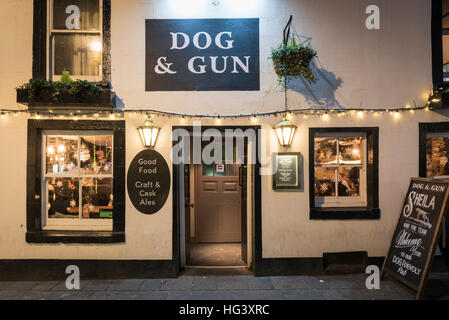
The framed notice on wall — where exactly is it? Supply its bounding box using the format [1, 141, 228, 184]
[381, 177, 449, 299]
[272, 152, 301, 191]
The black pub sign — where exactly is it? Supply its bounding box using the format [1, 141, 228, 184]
[145, 18, 260, 91]
[127, 150, 171, 215]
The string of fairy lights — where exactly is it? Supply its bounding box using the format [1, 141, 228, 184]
[0, 101, 433, 122]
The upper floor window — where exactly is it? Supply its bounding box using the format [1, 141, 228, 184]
[49, 0, 103, 81]
[443, 0, 449, 82]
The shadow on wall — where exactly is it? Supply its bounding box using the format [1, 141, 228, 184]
[283, 35, 344, 109]
[287, 61, 344, 109]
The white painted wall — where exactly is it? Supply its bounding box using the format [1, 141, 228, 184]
[0, 0, 447, 261]
[112, 0, 432, 113]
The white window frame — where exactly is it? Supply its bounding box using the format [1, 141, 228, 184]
[314, 132, 368, 208]
[47, 0, 103, 81]
[41, 130, 113, 231]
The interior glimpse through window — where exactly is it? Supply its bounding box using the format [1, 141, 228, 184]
[49, 0, 102, 80]
[44, 132, 113, 229]
[426, 135, 449, 177]
[443, 0, 449, 81]
[313, 134, 366, 207]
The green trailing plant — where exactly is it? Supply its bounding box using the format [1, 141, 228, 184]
[17, 72, 104, 102]
[270, 35, 317, 84]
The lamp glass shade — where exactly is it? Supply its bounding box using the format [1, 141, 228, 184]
[274, 117, 297, 147]
[138, 118, 160, 148]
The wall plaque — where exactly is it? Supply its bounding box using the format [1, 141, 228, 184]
[127, 149, 171, 215]
[382, 177, 449, 299]
[145, 18, 260, 91]
[273, 152, 301, 191]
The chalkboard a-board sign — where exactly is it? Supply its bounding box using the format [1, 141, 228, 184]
[127, 149, 171, 215]
[272, 152, 301, 190]
[381, 177, 449, 299]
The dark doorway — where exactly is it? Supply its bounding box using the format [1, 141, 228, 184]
[180, 127, 250, 268]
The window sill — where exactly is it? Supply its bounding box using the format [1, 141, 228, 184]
[310, 207, 380, 220]
[26, 231, 125, 244]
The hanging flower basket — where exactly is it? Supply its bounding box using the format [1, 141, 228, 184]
[270, 35, 317, 84]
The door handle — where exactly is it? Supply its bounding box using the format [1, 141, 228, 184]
[185, 203, 194, 208]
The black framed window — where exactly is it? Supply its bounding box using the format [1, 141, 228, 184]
[419, 122, 449, 177]
[419, 122, 449, 262]
[309, 127, 380, 220]
[33, 0, 111, 81]
[432, 0, 449, 87]
[26, 120, 125, 243]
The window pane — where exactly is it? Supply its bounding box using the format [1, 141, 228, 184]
[80, 136, 113, 175]
[48, 178, 79, 219]
[427, 137, 449, 177]
[339, 137, 362, 164]
[81, 177, 113, 219]
[337, 167, 360, 197]
[444, 0, 449, 28]
[53, 0, 100, 31]
[314, 138, 337, 164]
[314, 167, 336, 197]
[54, 34, 102, 76]
[444, 35, 449, 82]
[226, 164, 238, 176]
[202, 164, 214, 176]
[46, 135, 78, 174]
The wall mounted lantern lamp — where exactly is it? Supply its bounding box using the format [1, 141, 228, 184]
[138, 115, 160, 148]
[274, 115, 297, 147]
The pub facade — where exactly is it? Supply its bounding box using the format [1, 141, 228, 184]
[0, 0, 449, 279]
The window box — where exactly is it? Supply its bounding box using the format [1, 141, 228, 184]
[16, 83, 115, 111]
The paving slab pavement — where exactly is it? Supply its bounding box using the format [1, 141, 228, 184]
[0, 273, 447, 300]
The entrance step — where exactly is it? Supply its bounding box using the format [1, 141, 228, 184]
[322, 251, 368, 275]
[183, 266, 252, 276]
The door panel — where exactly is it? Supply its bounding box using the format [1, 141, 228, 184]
[196, 166, 242, 243]
[241, 164, 248, 263]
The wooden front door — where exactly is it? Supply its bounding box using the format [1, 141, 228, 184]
[196, 162, 242, 243]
